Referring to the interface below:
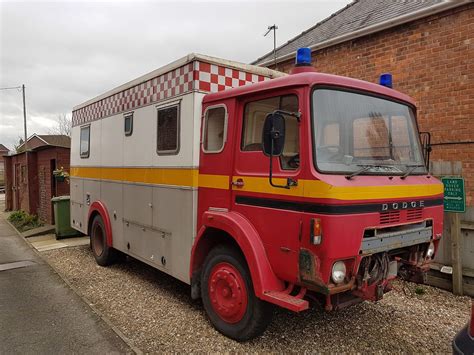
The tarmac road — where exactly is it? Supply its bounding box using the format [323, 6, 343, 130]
[0, 199, 131, 354]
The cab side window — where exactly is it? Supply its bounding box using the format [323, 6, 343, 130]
[203, 106, 227, 153]
[241, 95, 299, 169]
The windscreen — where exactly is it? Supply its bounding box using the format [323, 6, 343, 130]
[312, 88, 426, 175]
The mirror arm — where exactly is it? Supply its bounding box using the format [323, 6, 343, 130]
[272, 109, 301, 122]
[268, 138, 296, 190]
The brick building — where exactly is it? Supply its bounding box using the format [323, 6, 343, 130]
[0, 143, 10, 188]
[254, 0, 473, 219]
[4, 134, 71, 224]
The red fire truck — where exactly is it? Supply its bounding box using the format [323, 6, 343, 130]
[71, 49, 443, 341]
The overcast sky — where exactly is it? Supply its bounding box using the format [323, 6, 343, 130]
[0, 0, 350, 150]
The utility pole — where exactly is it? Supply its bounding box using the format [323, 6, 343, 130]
[264, 24, 278, 70]
[22, 85, 29, 206]
[22, 85, 28, 152]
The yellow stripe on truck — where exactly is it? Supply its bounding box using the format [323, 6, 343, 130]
[70, 167, 443, 200]
[230, 176, 443, 200]
[70, 166, 229, 190]
[70, 166, 199, 187]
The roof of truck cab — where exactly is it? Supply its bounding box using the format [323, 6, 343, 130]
[202, 71, 416, 107]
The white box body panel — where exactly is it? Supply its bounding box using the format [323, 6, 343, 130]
[70, 54, 284, 283]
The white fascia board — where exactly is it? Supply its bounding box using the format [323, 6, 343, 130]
[257, 1, 469, 67]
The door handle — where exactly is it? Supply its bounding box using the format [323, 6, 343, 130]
[231, 178, 244, 187]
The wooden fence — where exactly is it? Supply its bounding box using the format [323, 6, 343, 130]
[427, 161, 474, 296]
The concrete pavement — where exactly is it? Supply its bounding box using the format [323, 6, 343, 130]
[28, 234, 90, 252]
[0, 198, 132, 354]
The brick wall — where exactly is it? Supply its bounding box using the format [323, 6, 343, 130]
[0, 150, 8, 186]
[36, 147, 70, 224]
[24, 136, 47, 150]
[4, 153, 31, 212]
[4, 147, 70, 224]
[274, 3, 474, 205]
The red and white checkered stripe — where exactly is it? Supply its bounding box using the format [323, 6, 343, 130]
[72, 61, 270, 126]
[195, 61, 267, 92]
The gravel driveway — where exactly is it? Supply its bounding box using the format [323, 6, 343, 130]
[43, 245, 470, 353]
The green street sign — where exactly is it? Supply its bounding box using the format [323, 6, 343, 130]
[441, 177, 465, 213]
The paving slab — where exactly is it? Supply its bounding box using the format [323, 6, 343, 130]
[28, 233, 90, 252]
[0, 202, 132, 354]
[21, 224, 55, 238]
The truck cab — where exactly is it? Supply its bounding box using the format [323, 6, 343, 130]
[194, 50, 443, 339]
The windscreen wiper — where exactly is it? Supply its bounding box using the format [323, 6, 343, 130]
[400, 164, 426, 180]
[345, 165, 387, 180]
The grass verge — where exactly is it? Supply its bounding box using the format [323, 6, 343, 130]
[8, 210, 43, 232]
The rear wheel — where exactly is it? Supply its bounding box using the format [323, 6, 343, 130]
[90, 215, 118, 266]
[201, 245, 273, 341]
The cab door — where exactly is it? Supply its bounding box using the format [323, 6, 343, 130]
[230, 92, 303, 283]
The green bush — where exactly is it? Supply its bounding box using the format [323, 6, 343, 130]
[8, 210, 43, 232]
[8, 210, 28, 223]
[414, 286, 426, 295]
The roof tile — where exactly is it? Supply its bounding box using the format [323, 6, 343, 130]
[253, 0, 445, 65]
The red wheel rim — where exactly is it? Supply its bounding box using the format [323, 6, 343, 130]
[208, 262, 248, 324]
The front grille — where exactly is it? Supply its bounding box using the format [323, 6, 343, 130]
[380, 210, 400, 224]
[407, 208, 423, 221]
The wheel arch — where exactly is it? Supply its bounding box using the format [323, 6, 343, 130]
[88, 201, 113, 247]
[190, 211, 284, 299]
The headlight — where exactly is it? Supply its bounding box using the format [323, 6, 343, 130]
[426, 242, 435, 258]
[331, 261, 346, 284]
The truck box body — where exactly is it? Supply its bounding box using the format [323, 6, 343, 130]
[70, 54, 284, 283]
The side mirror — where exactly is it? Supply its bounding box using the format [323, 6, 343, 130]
[419, 131, 431, 169]
[262, 113, 286, 156]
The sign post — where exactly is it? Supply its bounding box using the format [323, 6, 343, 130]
[441, 177, 465, 295]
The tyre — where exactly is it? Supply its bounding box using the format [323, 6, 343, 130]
[90, 214, 118, 266]
[201, 245, 273, 341]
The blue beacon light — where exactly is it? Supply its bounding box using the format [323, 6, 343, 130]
[379, 73, 393, 88]
[296, 47, 312, 66]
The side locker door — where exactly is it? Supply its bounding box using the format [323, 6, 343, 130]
[230, 93, 303, 283]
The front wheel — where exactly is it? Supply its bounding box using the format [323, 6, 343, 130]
[201, 245, 273, 341]
[90, 215, 118, 266]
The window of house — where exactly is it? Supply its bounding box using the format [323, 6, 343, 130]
[80, 125, 90, 158]
[241, 95, 299, 169]
[124, 113, 133, 136]
[157, 104, 179, 155]
[203, 106, 227, 153]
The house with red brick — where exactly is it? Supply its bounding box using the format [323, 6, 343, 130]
[0, 143, 10, 189]
[4, 134, 71, 224]
[254, 0, 473, 220]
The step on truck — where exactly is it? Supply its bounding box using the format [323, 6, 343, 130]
[70, 49, 443, 341]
